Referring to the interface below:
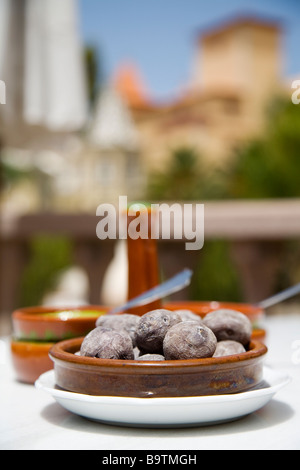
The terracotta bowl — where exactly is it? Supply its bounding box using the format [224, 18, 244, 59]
[164, 300, 266, 341]
[11, 339, 54, 384]
[49, 337, 267, 398]
[12, 305, 107, 342]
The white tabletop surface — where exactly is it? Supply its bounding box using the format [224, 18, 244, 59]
[1, 312, 300, 450]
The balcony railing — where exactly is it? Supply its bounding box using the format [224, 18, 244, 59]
[1, 199, 300, 317]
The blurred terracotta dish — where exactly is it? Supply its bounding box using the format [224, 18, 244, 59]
[49, 337, 267, 398]
[12, 305, 107, 342]
[11, 339, 54, 384]
[164, 300, 266, 340]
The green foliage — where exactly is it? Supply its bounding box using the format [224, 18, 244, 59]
[225, 97, 300, 199]
[147, 146, 225, 201]
[0, 158, 33, 188]
[20, 236, 73, 307]
[84, 45, 100, 107]
[147, 147, 200, 200]
[191, 240, 243, 302]
[84, 44, 105, 107]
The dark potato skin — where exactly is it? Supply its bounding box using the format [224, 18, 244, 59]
[80, 327, 134, 360]
[79, 308, 252, 362]
[136, 354, 165, 361]
[135, 309, 182, 354]
[213, 340, 246, 357]
[163, 321, 217, 360]
[175, 309, 203, 323]
[96, 313, 139, 347]
[203, 309, 252, 346]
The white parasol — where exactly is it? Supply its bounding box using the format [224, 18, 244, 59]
[0, 0, 88, 147]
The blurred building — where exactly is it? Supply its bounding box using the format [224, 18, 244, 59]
[84, 84, 145, 206]
[117, 15, 287, 173]
[0, 13, 292, 213]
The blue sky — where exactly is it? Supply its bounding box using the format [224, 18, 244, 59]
[78, 0, 300, 101]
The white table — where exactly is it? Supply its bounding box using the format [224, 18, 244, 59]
[1, 312, 300, 450]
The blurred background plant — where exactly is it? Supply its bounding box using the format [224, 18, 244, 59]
[222, 96, 300, 299]
[147, 146, 226, 201]
[225, 97, 300, 199]
[20, 236, 73, 307]
[1, 159, 33, 189]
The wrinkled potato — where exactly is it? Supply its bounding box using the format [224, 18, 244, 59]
[135, 309, 182, 354]
[96, 313, 139, 347]
[80, 326, 134, 360]
[202, 309, 252, 346]
[136, 353, 165, 361]
[163, 321, 217, 360]
[175, 309, 203, 323]
[78, 307, 251, 362]
[213, 340, 246, 357]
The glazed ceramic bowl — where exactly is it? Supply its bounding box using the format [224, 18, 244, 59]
[49, 337, 267, 398]
[11, 339, 54, 384]
[12, 305, 107, 342]
[11, 305, 107, 384]
[164, 300, 266, 341]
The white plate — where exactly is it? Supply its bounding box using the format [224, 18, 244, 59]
[35, 367, 290, 428]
